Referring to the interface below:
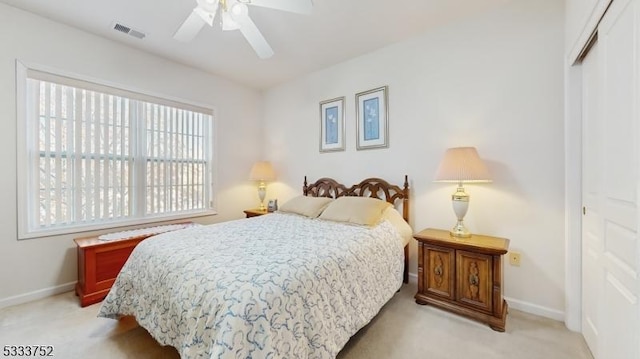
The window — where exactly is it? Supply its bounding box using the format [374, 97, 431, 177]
[17, 66, 214, 239]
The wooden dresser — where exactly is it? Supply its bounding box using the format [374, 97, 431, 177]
[74, 223, 192, 307]
[414, 228, 510, 331]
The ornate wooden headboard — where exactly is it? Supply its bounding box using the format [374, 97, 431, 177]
[304, 175, 411, 284]
[303, 175, 410, 222]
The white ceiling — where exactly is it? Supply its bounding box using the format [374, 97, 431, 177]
[1, 0, 508, 89]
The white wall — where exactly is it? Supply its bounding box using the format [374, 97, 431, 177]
[263, 0, 566, 318]
[0, 3, 263, 306]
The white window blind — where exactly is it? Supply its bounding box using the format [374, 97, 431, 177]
[142, 103, 209, 216]
[17, 67, 214, 239]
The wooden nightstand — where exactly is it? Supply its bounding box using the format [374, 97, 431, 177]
[414, 228, 510, 332]
[243, 208, 269, 218]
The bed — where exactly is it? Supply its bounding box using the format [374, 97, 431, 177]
[98, 176, 411, 359]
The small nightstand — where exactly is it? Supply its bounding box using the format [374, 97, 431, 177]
[414, 228, 510, 332]
[244, 208, 269, 218]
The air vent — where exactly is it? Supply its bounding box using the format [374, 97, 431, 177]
[113, 23, 131, 34]
[112, 22, 146, 40]
[128, 29, 146, 39]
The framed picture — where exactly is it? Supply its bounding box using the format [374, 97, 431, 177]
[319, 96, 345, 152]
[356, 86, 388, 150]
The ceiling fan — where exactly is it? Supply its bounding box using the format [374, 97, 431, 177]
[174, 0, 313, 59]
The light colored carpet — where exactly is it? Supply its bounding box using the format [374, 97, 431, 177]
[0, 283, 592, 359]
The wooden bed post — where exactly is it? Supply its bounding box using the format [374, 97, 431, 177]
[402, 175, 410, 284]
[402, 175, 409, 222]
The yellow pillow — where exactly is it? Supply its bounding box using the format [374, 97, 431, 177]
[278, 196, 334, 218]
[319, 197, 392, 226]
[380, 206, 413, 246]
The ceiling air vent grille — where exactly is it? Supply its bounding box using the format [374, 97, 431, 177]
[113, 23, 131, 34]
[112, 22, 146, 40]
[128, 29, 146, 39]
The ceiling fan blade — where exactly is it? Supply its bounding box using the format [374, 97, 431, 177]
[234, 13, 274, 59]
[173, 10, 207, 42]
[247, 0, 312, 14]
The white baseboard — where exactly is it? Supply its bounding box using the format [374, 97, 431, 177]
[407, 272, 564, 322]
[0, 282, 76, 310]
[505, 296, 565, 321]
[408, 272, 418, 284]
[2, 278, 564, 324]
[0, 274, 417, 308]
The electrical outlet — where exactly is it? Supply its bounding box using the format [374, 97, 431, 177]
[509, 252, 521, 267]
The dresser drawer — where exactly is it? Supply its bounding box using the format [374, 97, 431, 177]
[456, 250, 493, 313]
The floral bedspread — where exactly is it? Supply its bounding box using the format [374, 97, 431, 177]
[98, 213, 404, 359]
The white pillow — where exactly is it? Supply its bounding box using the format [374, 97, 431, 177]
[278, 195, 334, 218]
[318, 197, 392, 226]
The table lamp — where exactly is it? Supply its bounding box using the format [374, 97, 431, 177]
[249, 161, 276, 211]
[434, 147, 491, 237]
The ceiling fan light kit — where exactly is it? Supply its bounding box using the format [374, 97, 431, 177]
[230, 2, 248, 16]
[195, 7, 216, 26]
[221, 11, 240, 31]
[174, 0, 313, 59]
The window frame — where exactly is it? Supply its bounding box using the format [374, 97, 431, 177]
[16, 61, 218, 240]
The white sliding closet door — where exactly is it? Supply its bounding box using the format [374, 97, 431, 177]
[581, 0, 640, 357]
[581, 39, 602, 358]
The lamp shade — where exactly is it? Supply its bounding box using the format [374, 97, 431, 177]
[249, 161, 276, 181]
[434, 147, 491, 183]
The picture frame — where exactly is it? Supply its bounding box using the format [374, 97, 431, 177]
[319, 96, 345, 152]
[356, 86, 389, 150]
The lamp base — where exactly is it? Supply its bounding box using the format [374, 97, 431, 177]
[450, 220, 471, 238]
[257, 181, 266, 211]
[450, 185, 471, 238]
